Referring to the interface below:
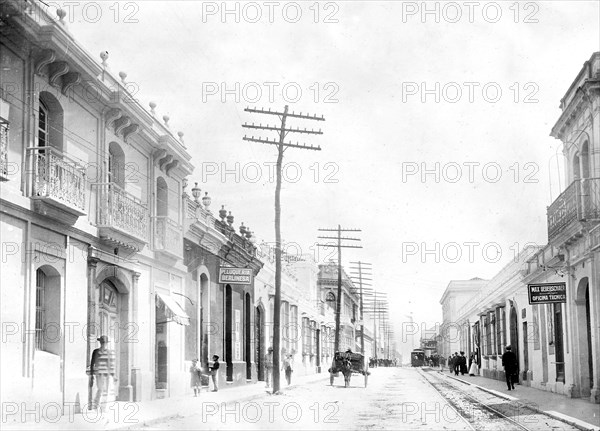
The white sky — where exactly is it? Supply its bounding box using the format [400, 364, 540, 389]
[57, 0, 599, 347]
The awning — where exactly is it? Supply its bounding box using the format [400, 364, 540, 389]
[156, 292, 190, 326]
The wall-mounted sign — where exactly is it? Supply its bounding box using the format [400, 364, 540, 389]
[219, 267, 252, 285]
[528, 282, 566, 304]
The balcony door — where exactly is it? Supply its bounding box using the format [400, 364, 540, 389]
[156, 177, 168, 217]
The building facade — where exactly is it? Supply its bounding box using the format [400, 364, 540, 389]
[437, 52, 599, 404]
[1, 0, 197, 411]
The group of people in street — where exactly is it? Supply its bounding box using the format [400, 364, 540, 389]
[369, 358, 398, 368]
[446, 351, 479, 376]
[189, 355, 220, 395]
[442, 345, 519, 391]
[263, 347, 295, 388]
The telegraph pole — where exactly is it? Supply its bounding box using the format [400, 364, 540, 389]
[350, 261, 372, 357]
[317, 227, 362, 353]
[364, 291, 388, 361]
[242, 105, 324, 393]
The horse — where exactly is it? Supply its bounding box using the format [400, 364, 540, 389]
[340, 358, 353, 388]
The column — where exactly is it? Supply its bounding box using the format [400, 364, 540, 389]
[131, 272, 141, 401]
[86, 257, 99, 409]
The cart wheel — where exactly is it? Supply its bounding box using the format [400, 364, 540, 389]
[364, 373, 368, 388]
[330, 374, 334, 386]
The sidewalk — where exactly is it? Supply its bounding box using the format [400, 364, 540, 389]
[3, 372, 330, 431]
[436, 368, 600, 430]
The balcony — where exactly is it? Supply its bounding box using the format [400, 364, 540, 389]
[1, 119, 8, 181]
[547, 178, 600, 243]
[27, 146, 86, 224]
[93, 183, 149, 251]
[152, 216, 183, 260]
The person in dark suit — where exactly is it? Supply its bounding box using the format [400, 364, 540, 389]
[459, 351, 468, 375]
[501, 345, 518, 390]
[209, 355, 220, 392]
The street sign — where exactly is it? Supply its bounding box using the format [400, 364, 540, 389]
[527, 282, 566, 304]
[219, 267, 253, 285]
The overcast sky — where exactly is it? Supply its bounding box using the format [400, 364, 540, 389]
[58, 0, 599, 347]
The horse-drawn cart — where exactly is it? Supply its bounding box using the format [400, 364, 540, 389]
[328, 351, 369, 388]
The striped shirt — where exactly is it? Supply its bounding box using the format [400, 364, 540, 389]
[90, 348, 116, 375]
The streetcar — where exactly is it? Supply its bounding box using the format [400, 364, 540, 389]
[410, 348, 426, 367]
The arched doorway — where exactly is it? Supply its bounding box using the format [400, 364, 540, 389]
[509, 304, 519, 382]
[576, 278, 593, 396]
[255, 305, 264, 381]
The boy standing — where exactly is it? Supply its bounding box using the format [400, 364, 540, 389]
[209, 355, 220, 392]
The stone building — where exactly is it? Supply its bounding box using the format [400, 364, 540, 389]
[437, 52, 599, 404]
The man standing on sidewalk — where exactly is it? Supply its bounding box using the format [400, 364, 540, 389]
[209, 355, 220, 392]
[264, 347, 274, 388]
[502, 345, 518, 390]
[89, 335, 117, 414]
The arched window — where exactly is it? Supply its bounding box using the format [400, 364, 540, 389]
[108, 142, 125, 188]
[38, 92, 63, 151]
[38, 100, 49, 147]
[156, 177, 168, 217]
[581, 141, 590, 179]
[572, 154, 581, 181]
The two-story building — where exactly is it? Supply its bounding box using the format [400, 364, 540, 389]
[523, 51, 599, 402]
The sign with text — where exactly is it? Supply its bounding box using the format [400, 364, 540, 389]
[219, 267, 253, 285]
[528, 282, 566, 304]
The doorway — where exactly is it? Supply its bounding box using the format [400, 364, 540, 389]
[554, 303, 565, 383]
[155, 296, 168, 395]
[225, 285, 233, 382]
[245, 293, 252, 380]
[256, 306, 264, 381]
[509, 305, 519, 381]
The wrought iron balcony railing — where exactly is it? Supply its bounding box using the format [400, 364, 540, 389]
[94, 182, 149, 243]
[153, 216, 183, 259]
[27, 146, 86, 214]
[0, 120, 8, 181]
[547, 178, 600, 242]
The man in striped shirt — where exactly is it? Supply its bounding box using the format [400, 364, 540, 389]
[89, 335, 117, 412]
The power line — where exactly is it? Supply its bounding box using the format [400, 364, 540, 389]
[242, 104, 324, 394]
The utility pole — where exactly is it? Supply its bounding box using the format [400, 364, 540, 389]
[349, 262, 372, 357]
[364, 291, 387, 361]
[242, 105, 324, 394]
[317, 227, 362, 353]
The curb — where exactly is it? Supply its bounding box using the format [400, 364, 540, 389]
[436, 371, 600, 431]
[112, 374, 330, 430]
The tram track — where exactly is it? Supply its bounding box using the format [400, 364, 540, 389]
[418, 368, 581, 431]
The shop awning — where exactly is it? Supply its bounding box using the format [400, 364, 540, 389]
[156, 292, 190, 326]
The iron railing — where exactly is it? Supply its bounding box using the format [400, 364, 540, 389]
[27, 146, 86, 212]
[0, 120, 8, 180]
[94, 182, 148, 241]
[153, 216, 183, 258]
[547, 178, 600, 241]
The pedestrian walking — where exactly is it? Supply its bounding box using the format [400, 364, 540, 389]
[453, 353, 460, 375]
[459, 351, 467, 375]
[264, 347, 273, 388]
[501, 345, 518, 390]
[282, 354, 293, 385]
[209, 355, 220, 392]
[88, 335, 116, 418]
[190, 359, 201, 396]
[468, 354, 479, 376]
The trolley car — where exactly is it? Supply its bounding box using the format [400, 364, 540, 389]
[411, 348, 425, 367]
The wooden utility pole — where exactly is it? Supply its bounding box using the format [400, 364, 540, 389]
[350, 261, 372, 357]
[317, 227, 361, 353]
[364, 291, 388, 361]
[242, 106, 324, 394]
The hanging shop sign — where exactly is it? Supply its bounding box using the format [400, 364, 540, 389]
[219, 267, 253, 284]
[527, 282, 566, 304]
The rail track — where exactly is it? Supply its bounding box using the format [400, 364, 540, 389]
[418, 368, 582, 431]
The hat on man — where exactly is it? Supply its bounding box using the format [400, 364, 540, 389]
[506, 345, 512, 350]
[97, 335, 109, 343]
[267, 347, 273, 352]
